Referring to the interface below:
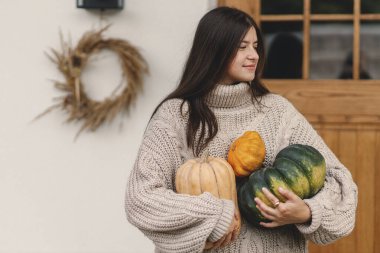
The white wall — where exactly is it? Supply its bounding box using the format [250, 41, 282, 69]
[0, 1, 215, 252]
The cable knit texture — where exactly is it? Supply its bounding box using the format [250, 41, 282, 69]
[125, 82, 358, 253]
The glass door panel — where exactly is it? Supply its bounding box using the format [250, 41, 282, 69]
[361, 0, 380, 14]
[310, 22, 353, 79]
[311, 0, 353, 14]
[360, 21, 380, 79]
[261, 22, 303, 79]
[262, 0, 303, 14]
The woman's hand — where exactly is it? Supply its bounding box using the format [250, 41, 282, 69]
[254, 187, 311, 228]
[204, 208, 241, 249]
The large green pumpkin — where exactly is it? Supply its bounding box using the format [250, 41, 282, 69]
[237, 144, 326, 226]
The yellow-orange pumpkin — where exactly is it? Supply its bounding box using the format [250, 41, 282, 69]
[228, 131, 266, 177]
[175, 154, 241, 234]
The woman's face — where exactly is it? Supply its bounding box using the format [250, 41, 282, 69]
[220, 27, 259, 84]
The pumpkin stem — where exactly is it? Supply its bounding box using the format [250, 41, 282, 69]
[201, 150, 210, 163]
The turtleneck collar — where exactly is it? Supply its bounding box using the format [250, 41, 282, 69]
[205, 82, 252, 108]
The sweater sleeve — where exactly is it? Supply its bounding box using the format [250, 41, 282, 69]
[281, 103, 358, 245]
[125, 102, 235, 253]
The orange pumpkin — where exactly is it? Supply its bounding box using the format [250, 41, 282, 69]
[175, 154, 241, 235]
[228, 131, 266, 177]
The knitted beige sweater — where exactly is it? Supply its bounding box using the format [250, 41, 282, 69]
[125, 82, 358, 253]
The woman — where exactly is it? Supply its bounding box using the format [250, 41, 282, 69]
[125, 6, 358, 253]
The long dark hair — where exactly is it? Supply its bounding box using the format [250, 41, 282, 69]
[152, 6, 269, 156]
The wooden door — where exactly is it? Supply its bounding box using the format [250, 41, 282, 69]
[218, 1, 380, 252]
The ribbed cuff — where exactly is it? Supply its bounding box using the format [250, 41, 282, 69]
[296, 198, 323, 234]
[208, 199, 235, 242]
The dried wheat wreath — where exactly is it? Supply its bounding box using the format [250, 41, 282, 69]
[43, 26, 148, 137]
